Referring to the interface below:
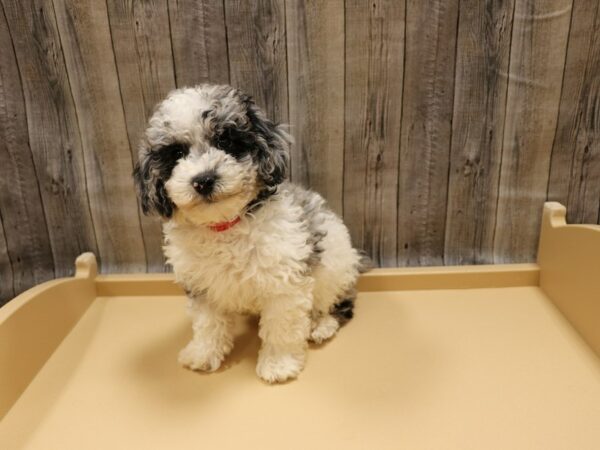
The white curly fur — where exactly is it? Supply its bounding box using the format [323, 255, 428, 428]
[135, 84, 364, 383]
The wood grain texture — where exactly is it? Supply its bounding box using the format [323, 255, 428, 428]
[2, 0, 98, 277]
[0, 1, 599, 302]
[52, 0, 146, 273]
[397, 0, 460, 266]
[0, 2, 55, 295]
[0, 213, 13, 304]
[444, 0, 515, 265]
[225, 0, 288, 124]
[494, 0, 573, 262]
[286, 0, 344, 214]
[0, 6, 15, 305]
[548, 0, 600, 225]
[343, 0, 404, 265]
[168, 0, 229, 87]
[107, 0, 177, 271]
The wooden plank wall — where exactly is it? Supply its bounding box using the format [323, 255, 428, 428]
[0, 0, 598, 303]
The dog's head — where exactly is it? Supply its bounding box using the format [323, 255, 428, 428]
[133, 84, 290, 224]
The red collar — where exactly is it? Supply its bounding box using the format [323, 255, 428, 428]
[208, 216, 241, 232]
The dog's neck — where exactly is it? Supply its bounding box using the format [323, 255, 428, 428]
[205, 186, 279, 232]
[245, 186, 278, 214]
[207, 216, 241, 232]
[170, 186, 280, 231]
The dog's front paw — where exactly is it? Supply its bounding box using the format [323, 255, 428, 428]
[178, 341, 225, 372]
[256, 352, 305, 383]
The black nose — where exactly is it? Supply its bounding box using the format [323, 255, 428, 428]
[191, 172, 217, 196]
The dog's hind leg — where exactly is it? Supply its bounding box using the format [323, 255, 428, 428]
[309, 289, 355, 343]
[329, 294, 355, 325]
[309, 313, 340, 344]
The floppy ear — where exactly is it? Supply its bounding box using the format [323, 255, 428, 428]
[245, 101, 291, 188]
[133, 148, 174, 218]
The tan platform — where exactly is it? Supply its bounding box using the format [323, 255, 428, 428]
[1, 202, 599, 449]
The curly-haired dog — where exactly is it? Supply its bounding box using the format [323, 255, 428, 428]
[134, 84, 366, 383]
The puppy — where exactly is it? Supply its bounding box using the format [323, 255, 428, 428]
[134, 84, 367, 383]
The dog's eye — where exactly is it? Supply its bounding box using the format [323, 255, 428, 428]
[161, 143, 189, 160]
[214, 128, 253, 158]
[172, 143, 189, 159]
[216, 135, 238, 154]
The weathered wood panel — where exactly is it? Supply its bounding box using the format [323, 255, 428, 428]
[107, 0, 177, 271]
[2, 0, 98, 277]
[286, 0, 344, 214]
[0, 0, 599, 305]
[168, 0, 229, 87]
[343, 0, 404, 266]
[52, 0, 146, 273]
[494, 0, 573, 262]
[397, 0, 460, 266]
[0, 2, 55, 294]
[225, 0, 288, 124]
[0, 212, 12, 304]
[548, 0, 600, 225]
[445, 0, 515, 265]
[0, 9, 15, 304]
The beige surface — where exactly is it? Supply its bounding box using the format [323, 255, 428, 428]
[1, 287, 600, 450]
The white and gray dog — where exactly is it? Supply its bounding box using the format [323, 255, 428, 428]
[134, 84, 367, 383]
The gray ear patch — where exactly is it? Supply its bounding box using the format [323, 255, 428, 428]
[245, 101, 290, 188]
[133, 143, 189, 218]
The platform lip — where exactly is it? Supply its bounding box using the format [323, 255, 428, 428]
[86, 263, 543, 296]
[357, 263, 540, 292]
[95, 274, 182, 297]
[0, 275, 96, 420]
[542, 201, 600, 232]
[1, 263, 542, 310]
[360, 263, 538, 276]
[538, 202, 600, 358]
[0, 278, 81, 325]
[0, 254, 98, 322]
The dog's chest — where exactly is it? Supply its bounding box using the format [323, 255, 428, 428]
[164, 216, 311, 309]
